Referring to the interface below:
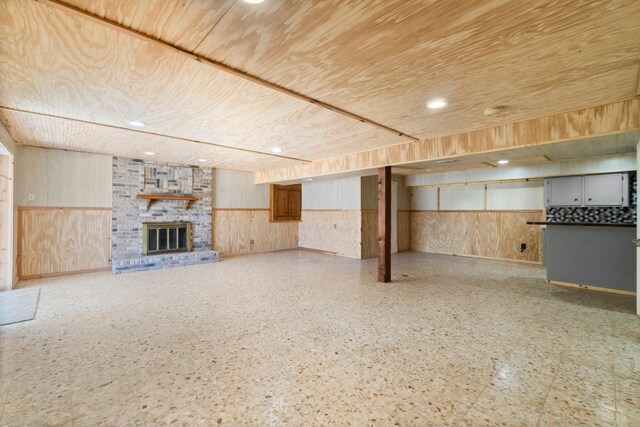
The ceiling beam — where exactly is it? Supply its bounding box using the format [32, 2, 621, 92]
[255, 97, 640, 184]
[405, 153, 636, 188]
[34, 0, 418, 142]
[0, 106, 310, 162]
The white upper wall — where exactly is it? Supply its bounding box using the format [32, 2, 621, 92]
[411, 187, 438, 210]
[487, 181, 543, 210]
[302, 176, 361, 210]
[411, 181, 545, 211]
[212, 169, 269, 209]
[440, 185, 484, 210]
[15, 146, 112, 207]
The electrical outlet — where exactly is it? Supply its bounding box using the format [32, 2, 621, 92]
[333, 224, 337, 229]
[520, 243, 527, 252]
[250, 239, 255, 245]
[28, 193, 35, 201]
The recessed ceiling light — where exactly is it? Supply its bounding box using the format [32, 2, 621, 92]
[271, 147, 282, 153]
[143, 151, 155, 155]
[241, 0, 265, 3]
[128, 120, 146, 127]
[498, 159, 509, 165]
[427, 98, 447, 109]
[198, 158, 207, 162]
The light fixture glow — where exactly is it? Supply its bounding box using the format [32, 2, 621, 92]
[128, 120, 146, 127]
[143, 151, 155, 155]
[271, 147, 282, 153]
[241, 0, 265, 3]
[198, 158, 207, 162]
[304, 178, 314, 182]
[498, 159, 509, 165]
[427, 98, 447, 109]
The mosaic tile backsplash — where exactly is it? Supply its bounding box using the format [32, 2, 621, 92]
[546, 172, 637, 224]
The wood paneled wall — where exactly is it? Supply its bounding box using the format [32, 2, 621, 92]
[398, 211, 410, 252]
[15, 146, 112, 207]
[212, 209, 298, 256]
[299, 210, 362, 258]
[212, 169, 270, 208]
[212, 169, 299, 257]
[361, 209, 410, 259]
[302, 177, 362, 210]
[410, 210, 544, 263]
[18, 207, 111, 279]
[361, 210, 377, 259]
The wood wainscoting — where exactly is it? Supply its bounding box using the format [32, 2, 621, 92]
[398, 210, 410, 252]
[212, 208, 298, 256]
[410, 210, 544, 263]
[17, 207, 111, 279]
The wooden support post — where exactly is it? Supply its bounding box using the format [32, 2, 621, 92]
[378, 166, 391, 282]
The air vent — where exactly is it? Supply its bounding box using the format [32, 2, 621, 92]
[436, 159, 460, 165]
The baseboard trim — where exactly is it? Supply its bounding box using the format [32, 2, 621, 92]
[298, 246, 338, 255]
[412, 250, 542, 265]
[218, 247, 299, 258]
[18, 267, 111, 281]
[546, 279, 636, 297]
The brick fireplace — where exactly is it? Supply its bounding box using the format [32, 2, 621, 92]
[111, 157, 219, 273]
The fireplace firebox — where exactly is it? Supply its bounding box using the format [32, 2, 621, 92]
[142, 222, 192, 255]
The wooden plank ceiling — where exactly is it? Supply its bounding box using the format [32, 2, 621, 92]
[1, 0, 639, 173]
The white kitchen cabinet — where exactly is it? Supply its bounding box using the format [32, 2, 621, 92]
[584, 173, 628, 207]
[545, 176, 582, 207]
[545, 173, 630, 208]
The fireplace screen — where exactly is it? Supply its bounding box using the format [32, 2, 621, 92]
[143, 222, 192, 255]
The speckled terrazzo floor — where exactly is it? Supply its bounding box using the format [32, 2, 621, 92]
[1, 250, 639, 427]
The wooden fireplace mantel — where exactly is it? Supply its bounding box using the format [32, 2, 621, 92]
[136, 194, 199, 210]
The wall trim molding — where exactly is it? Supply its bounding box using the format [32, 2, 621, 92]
[415, 251, 543, 265]
[302, 209, 362, 212]
[212, 208, 269, 211]
[546, 279, 636, 297]
[298, 247, 338, 255]
[410, 209, 543, 213]
[410, 178, 544, 189]
[17, 206, 112, 210]
[18, 267, 111, 282]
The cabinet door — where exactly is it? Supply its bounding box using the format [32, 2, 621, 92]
[288, 188, 301, 218]
[584, 173, 626, 206]
[275, 186, 289, 217]
[546, 176, 582, 206]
